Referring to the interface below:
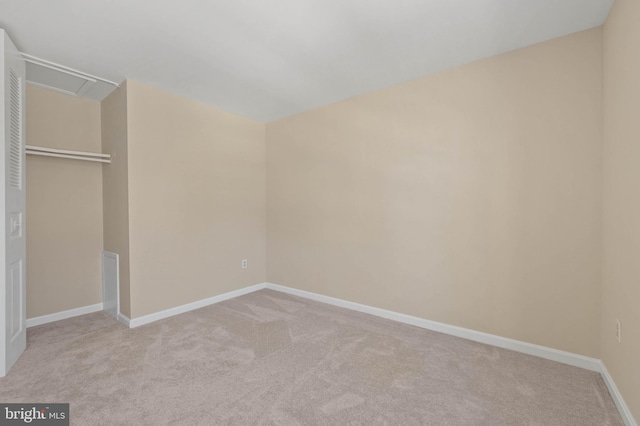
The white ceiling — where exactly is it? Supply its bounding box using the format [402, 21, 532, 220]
[0, 0, 613, 122]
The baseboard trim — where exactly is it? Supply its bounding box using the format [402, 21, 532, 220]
[264, 283, 601, 372]
[26, 303, 104, 328]
[117, 313, 131, 327]
[126, 283, 267, 328]
[599, 361, 637, 426]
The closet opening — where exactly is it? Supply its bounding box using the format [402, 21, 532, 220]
[23, 57, 119, 330]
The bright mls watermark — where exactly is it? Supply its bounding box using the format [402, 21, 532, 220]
[0, 404, 68, 425]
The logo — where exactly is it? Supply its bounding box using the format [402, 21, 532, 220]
[0, 404, 68, 425]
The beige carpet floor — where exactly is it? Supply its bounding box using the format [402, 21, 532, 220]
[0, 289, 623, 425]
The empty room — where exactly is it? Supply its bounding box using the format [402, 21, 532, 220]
[0, 0, 637, 424]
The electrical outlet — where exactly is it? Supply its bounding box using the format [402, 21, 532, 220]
[616, 319, 621, 343]
[242, 259, 248, 269]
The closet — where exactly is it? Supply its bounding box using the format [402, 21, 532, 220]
[25, 85, 110, 323]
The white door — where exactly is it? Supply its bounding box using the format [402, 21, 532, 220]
[0, 29, 26, 377]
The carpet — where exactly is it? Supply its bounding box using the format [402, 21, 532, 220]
[0, 289, 623, 425]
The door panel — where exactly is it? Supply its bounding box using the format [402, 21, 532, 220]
[1, 28, 26, 377]
[9, 260, 22, 341]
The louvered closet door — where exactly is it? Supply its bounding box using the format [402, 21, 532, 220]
[0, 29, 26, 377]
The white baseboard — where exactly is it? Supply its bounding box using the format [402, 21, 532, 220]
[26, 303, 104, 328]
[264, 283, 601, 372]
[117, 313, 131, 327]
[126, 283, 267, 328]
[599, 361, 638, 426]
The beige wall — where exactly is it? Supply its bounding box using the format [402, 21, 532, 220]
[101, 83, 132, 317]
[602, 0, 640, 420]
[267, 28, 603, 357]
[26, 85, 103, 318]
[125, 80, 266, 318]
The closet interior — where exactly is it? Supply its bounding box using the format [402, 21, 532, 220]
[25, 85, 115, 324]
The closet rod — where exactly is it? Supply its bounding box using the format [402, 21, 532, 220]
[26, 145, 111, 164]
[26, 145, 110, 159]
[26, 150, 110, 163]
